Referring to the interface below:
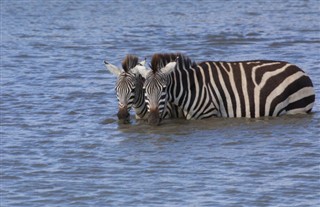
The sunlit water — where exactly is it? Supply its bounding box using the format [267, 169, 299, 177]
[1, 1, 320, 206]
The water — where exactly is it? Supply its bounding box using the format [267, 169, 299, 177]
[1, 0, 320, 206]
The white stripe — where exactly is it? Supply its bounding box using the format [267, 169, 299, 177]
[247, 61, 261, 64]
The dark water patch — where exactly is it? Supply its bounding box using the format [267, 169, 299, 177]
[100, 118, 117, 124]
[245, 11, 261, 16]
[68, 111, 78, 115]
[269, 40, 320, 47]
[12, 54, 51, 59]
[30, 42, 49, 48]
[60, 44, 93, 50]
[170, 11, 187, 16]
[204, 33, 267, 46]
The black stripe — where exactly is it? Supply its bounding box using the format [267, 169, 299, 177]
[232, 63, 245, 117]
[244, 63, 255, 117]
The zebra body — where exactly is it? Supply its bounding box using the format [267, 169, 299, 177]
[138, 54, 315, 125]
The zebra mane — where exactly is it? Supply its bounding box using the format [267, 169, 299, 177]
[122, 54, 139, 72]
[176, 54, 197, 70]
[150, 53, 180, 73]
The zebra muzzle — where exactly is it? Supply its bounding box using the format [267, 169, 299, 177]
[148, 108, 161, 126]
[117, 106, 130, 123]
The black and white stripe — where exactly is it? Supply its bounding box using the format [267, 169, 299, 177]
[142, 54, 315, 123]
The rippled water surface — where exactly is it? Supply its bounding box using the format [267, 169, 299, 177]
[1, 1, 320, 206]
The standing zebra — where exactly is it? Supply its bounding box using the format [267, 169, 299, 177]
[105, 54, 184, 124]
[142, 53, 185, 124]
[105, 55, 148, 123]
[136, 54, 315, 125]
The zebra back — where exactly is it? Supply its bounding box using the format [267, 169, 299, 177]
[169, 55, 315, 119]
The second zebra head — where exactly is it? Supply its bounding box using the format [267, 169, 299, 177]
[135, 53, 180, 126]
[104, 55, 148, 123]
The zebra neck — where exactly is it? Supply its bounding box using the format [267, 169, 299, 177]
[133, 101, 148, 119]
[168, 71, 221, 119]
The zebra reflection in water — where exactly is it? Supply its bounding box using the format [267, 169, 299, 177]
[136, 53, 315, 125]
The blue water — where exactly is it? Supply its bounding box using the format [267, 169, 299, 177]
[1, 1, 320, 206]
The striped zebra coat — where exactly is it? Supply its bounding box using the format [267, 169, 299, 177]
[138, 54, 315, 125]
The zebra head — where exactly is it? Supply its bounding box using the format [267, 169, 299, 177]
[104, 55, 146, 123]
[136, 53, 178, 125]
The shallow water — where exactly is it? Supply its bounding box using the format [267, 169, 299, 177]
[1, 1, 320, 206]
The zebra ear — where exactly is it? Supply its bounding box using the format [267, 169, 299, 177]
[104, 60, 122, 77]
[161, 61, 177, 74]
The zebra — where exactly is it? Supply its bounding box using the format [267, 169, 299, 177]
[136, 53, 315, 125]
[143, 53, 185, 124]
[104, 54, 184, 124]
[105, 55, 147, 123]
